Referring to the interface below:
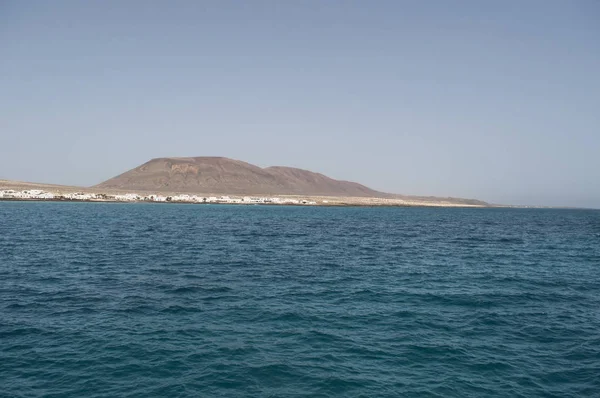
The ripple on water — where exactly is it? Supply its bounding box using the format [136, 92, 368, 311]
[1, 203, 599, 397]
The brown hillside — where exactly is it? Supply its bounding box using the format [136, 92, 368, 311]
[94, 157, 386, 197]
[93, 156, 488, 205]
[264, 166, 382, 197]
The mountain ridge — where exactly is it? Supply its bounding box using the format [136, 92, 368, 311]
[93, 156, 487, 205]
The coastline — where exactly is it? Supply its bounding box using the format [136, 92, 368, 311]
[0, 179, 489, 208]
[4, 180, 593, 209]
[0, 179, 503, 208]
[0, 179, 491, 208]
[0, 196, 486, 208]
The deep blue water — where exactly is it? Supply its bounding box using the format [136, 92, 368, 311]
[1, 202, 600, 397]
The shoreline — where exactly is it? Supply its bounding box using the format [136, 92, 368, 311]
[1, 197, 593, 210]
[0, 196, 593, 210]
[0, 197, 485, 208]
[0, 179, 489, 208]
[1, 183, 594, 209]
[0, 182, 489, 208]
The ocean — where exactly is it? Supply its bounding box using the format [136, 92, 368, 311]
[1, 202, 599, 397]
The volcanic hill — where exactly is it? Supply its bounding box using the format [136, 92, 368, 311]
[94, 156, 487, 205]
[94, 157, 384, 196]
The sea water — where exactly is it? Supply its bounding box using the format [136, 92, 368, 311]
[1, 202, 599, 397]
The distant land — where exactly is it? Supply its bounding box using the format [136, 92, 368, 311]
[94, 157, 487, 206]
[0, 156, 490, 207]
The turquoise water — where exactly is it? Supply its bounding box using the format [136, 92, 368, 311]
[1, 202, 599, 397]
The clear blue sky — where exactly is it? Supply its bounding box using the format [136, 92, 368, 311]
[1, 1, 599, 207]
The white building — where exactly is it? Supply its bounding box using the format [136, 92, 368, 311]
[114, 193, 141, 201]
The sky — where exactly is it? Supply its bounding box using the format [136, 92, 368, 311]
[1, 1, 599, 208]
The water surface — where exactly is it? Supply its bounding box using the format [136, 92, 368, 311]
[1, 202, 599, 397]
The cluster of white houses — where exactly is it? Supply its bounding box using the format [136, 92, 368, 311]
[0, 189, 317, 205]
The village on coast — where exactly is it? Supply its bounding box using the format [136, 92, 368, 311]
[0, 189, 319, 205]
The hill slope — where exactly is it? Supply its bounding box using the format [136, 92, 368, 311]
[93, 156, 487, 205]
[94, 157, 386, 197]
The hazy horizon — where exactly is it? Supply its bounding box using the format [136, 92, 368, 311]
[1, 1, 599, 208]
